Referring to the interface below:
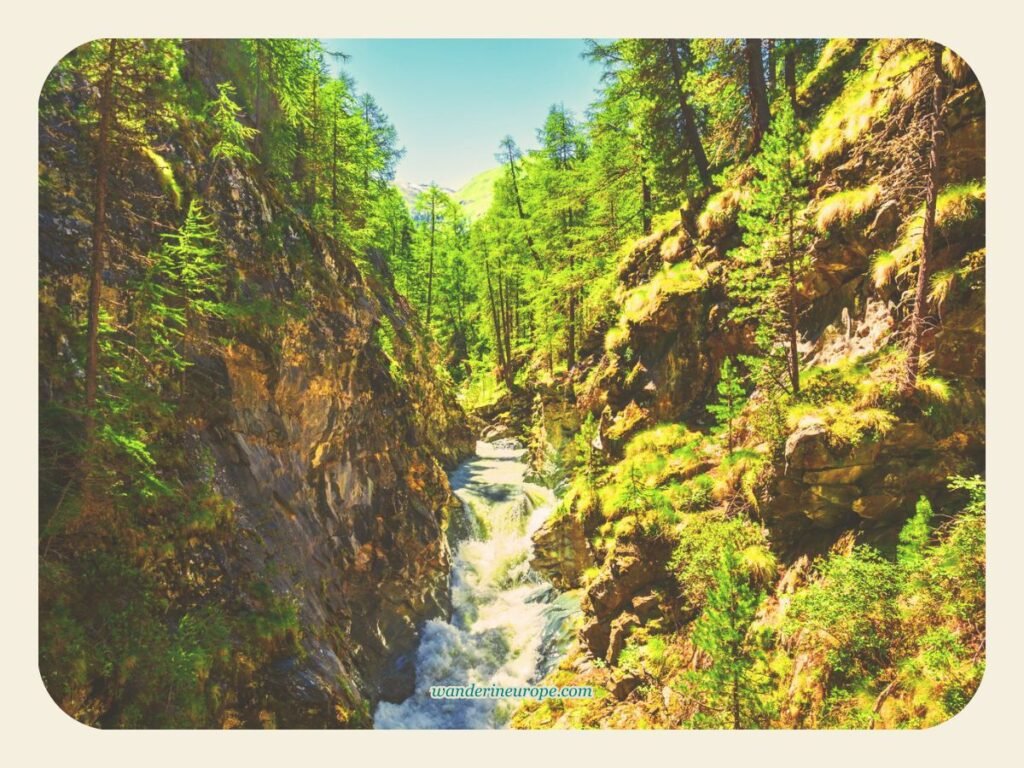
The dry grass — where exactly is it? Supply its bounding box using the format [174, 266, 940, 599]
[814, 184, 881, 232]
[809, 40, 929, 162]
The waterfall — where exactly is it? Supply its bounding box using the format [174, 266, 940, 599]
[374, 439, 578, 729]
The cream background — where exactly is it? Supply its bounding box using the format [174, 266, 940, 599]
[3, 1, 1019, 764]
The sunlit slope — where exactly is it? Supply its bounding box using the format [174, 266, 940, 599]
[456, 166, 503, 220]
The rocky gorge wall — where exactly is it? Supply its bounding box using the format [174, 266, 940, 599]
[519, 41, 985, 698]
[38, 43, 474, 727]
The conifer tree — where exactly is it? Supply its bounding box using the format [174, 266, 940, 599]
[207, 82, 259, 166]
[59, 39, 183, 491]
[708, 358, 746, 451]
[728, 96, 811, 395]
[687, 544, 771, 728]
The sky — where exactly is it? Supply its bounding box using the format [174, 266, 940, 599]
[322, 39, 605, 190]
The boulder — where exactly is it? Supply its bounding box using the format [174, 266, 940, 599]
[785, 421, 837, 472]
[531, 511, 596, 590]
[608, 671, 643, 701]
[584, 550, 661, 618]
[580, 617, 612, 658]
[630, 593, 663, 623]
[606, 613, 641, 665]
[852, 493, 902, 521]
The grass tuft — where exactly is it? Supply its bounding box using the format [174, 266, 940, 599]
[809, 41, 928, 162]
[814, 184, 881, 232]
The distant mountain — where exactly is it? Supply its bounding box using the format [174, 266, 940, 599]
[394, 166, 502, 222]
[455, 166, 503, 221]
[394, 180, 455, 211]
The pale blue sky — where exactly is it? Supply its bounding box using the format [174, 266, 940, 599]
[322, 39, 604, 190]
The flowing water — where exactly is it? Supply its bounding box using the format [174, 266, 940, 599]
[374, 439, 578, 729]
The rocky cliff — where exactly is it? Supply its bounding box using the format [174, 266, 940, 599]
[516, 40, 984, 728]
[38, 41, 474, 727]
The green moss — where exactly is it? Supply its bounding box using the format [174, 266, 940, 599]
[618, 635, 669, 676]
[698, 186, 750, 236]
[936, 181, 986, 229]
[142, 146, 183, 209]
[620, 261, 707, 325]
[788, 401, 895, 446]
[798, 38, 860, 99]
[604, 324, 630, 354]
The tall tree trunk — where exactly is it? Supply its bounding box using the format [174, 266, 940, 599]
[567, 248, 576, 370]
[503, 144, 543, 267]
[331, 113, 339, 236]
[786, 206, 801, 395]
[903, 44, 948, 396]
[495, 270, 508, 353]
[641, 171, 652, 235]
[85, 39, 119, 456]
[502, 275, 513, 375]
[665, 40, 711, 189]
[425, 199, 436, 326]
[784, 47, 798, 114]
[766, 39, 776, 94]
[504, 146, 527, 220]
[746, 39, 771, 150]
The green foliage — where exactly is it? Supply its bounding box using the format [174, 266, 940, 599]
[786, 546, 901, 682]
[808, 40, 928, 161]
[207, 81, 259, 164]
[618, 635, 670, 679]
[142, 146, 183, 208]
[707, 357, 746, 450]
[780, 475, 984, 727]
[875, 180, 986, 288]
[681, 544, 774, 728]
[676, 473, 715, 513]
[898, 496, 934, 571]
[620, 261, 707, 325]
[728, 97, 812, 395]
[670, 514, 769, 606]
[573, 413, 604, 485]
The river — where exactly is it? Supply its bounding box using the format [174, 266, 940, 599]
[374, 439, 578, 729]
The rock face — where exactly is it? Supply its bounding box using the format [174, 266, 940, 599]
[191, 195, 474, 722]
[38, 44, 475, 727]
[530, 510, 596, 590]
[202, 316, 473, 723]
[765, 417, 979, 555]
[577, 541, 676, 660]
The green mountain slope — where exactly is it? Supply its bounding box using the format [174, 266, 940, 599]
[455, 166, 503, 220]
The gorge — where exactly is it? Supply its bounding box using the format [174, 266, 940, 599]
[38, 37, 985, 730]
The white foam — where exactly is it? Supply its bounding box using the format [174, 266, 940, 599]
[373, 440, 573, 729]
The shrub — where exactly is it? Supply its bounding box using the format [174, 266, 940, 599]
[670, 514, 770, 605]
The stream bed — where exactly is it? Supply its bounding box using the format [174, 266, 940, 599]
[374, 439, 578, 729]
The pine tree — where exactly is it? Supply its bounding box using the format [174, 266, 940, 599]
[897, 495, 935, 572]
[135, 200, 226, 393]
[58, 38, 184, 503]
[728, 96, 811, 395]
[687, 544, 771, 728]
[207, 82, 259, 166]
[708, 358, 746, 451]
